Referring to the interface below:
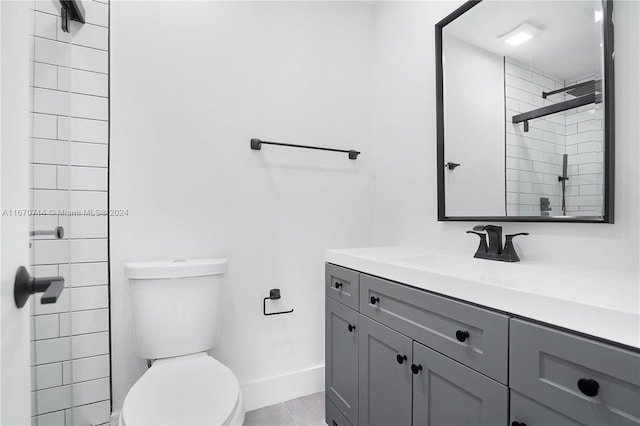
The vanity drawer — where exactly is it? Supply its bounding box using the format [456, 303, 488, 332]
[326, 264, 359, 310]
[359, 274, 509, 383]
[510, 319, 640, 425]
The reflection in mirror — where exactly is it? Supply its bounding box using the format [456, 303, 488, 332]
[438, 0, 613, 222]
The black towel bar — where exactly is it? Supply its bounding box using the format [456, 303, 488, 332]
[250, 138, 360, 160]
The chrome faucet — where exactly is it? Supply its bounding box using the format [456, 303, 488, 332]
[466, 225, 529, 262]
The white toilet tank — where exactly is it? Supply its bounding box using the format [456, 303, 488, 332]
[125, 258, 227, 360]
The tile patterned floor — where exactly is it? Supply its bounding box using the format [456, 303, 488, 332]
[244, 392, 325, 426]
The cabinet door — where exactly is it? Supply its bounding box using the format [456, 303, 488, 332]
[510, 390, 582, 426]
[412, 341, 508, 426]
[326, 298, 359, 425]
[359, 315, 413, 426]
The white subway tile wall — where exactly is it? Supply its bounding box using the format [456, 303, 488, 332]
[30, 1, 110, 425]
[505, 59, 604, 217]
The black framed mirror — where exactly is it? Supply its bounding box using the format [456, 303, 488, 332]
[436, 0, 614, 223]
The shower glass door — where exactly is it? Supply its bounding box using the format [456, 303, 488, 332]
[30, 0, 111, 424]
[30, 1, 74, 423]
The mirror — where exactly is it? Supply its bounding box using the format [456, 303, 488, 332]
[436, 0, 614, 222]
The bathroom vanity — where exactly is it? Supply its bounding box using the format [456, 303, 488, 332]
[324, 247, 640, 426]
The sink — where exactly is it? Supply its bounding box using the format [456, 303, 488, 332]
[392, 253, 637, 314]
[326, 246, 640, 348]
[394, 254, 520, 285]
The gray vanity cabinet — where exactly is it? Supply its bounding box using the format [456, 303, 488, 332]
[358, 315, 413, 426]
[326, 298, 359, 425]
[412, 341, 508, 426]
[325, 263, 640, 426]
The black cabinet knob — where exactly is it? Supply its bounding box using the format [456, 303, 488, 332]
[396, 354, 407, 364]
[511, 422, 527, 426]
[334, 282, 343, 289]
[456, 330, 470, 342]
[577, 378, 599, 397]
[348, 324, 356, 332]
[411, 364, 423, 375]
[370, 296, 380, 305]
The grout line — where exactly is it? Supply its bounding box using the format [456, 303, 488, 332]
[35, 398, 110, 417]
[31, 137, 109, 146]
[30, 111, 108, 123]
[30, 83, 109, 98]
[281, 402, 298, 426]
[31, 83, 108, 99]
[31, 352, 111, 368]
[33, 35, 109, 53]
[31, 9, 109, 29]
[32, 161, 108, 169]
[32, 374, 110, 392]
[33, 60, 108, 77]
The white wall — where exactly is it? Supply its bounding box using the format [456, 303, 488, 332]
[370, 1, 639, 272]
[1, 2, 32, 424]
[110, 1, 375, 411]
[443, 35, 505, 216]
[110, 0, 639, 415]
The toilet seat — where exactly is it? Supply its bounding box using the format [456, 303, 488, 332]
[121, 353, 243, 425]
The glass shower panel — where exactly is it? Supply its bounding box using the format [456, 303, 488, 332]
[30, 1, 74, 424]
[31, 1, 112, 424]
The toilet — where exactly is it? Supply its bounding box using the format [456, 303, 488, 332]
[120, 258, 244, 426]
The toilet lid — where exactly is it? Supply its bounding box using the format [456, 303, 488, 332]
[122, 354, 240, 425]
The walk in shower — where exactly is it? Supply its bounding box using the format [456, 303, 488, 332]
[505, 65, 605, 218]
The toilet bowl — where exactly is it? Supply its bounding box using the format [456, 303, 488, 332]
[121, 259, 244, 425]
[120, 354, 244, 426]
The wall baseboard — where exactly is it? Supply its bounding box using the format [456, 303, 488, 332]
[241, 364, 325, 412]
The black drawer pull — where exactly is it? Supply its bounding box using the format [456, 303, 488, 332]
[370, 296, 380, 305]
[332, 421, 338, 426]
[455, 330, 470, 342]
[577, 378, 599, 397]
[511, 422, 527, 426]
[411, 364, 423, 375]
[348, 324, 356, 332]
[396, 354, 407, 364]
[334, 281, 343, 289]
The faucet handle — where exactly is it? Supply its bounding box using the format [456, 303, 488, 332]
[503, 233, 529, 262]
[505, 232, 529, 240]
[466, 231, 488, 255]
[466, 231, 485, 237]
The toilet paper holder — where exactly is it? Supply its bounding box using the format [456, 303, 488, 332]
[263, 288, 294, 316]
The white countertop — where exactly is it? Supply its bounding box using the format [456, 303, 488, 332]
[326, 246, 640, 349]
